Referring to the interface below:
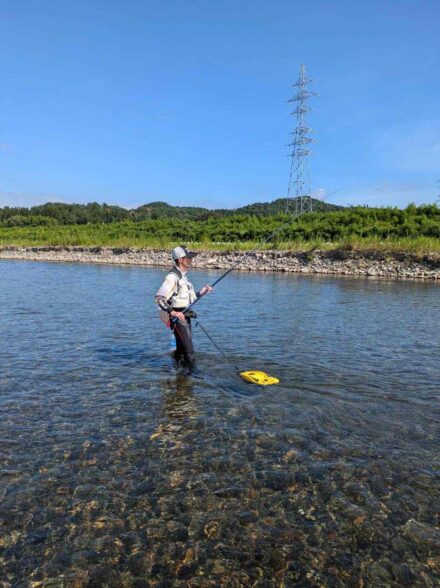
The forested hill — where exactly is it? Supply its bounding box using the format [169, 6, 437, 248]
[0, 197, 340, 226]
[137, 197, 340, 219]
[232, 197, 339, 216]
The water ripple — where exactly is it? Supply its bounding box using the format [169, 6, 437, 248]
[1, 261, 439, 586]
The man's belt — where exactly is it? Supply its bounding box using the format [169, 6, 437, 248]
[172, 307, 197, 319]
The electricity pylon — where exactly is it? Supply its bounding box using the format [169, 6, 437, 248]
[286, 64, 317, 215]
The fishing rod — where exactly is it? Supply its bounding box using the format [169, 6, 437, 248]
[172, 190, 343, 386]
[182, 210, 303, 315]
[181, 188, 341, 315]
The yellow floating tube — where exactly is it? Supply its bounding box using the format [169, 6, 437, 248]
[239, 370, 280, 386]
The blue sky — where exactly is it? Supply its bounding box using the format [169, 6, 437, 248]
[1, 0, 439, 209]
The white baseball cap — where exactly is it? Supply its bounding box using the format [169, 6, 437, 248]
[171, 245, 198, 261]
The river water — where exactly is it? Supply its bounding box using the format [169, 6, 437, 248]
[1, 260, 439, 587]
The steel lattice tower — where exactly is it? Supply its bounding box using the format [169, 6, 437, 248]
[286, 64, 317, 214]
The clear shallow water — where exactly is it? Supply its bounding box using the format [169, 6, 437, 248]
[1, 260, 439, 587]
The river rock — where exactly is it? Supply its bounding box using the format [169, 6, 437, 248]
[400, 519, 440, 549]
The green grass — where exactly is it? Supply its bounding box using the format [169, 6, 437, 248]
[1, 223, 440, 256]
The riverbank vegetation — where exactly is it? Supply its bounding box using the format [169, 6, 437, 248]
[1, 202, 439, 255]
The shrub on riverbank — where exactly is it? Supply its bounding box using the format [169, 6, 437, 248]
[4, 215, 58, 227]
[0, 204, 439, 254]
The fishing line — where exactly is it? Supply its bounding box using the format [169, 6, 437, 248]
[195, 320, 279, 386]
[195, 320, 240, 373]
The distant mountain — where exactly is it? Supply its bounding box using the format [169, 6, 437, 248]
[133, 197, 341, 221]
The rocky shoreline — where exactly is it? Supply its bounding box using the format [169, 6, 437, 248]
[1, 245, 440, 280]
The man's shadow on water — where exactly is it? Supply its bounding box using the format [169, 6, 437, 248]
[149, 374, 200, 447]
[162, 374, 198, 418]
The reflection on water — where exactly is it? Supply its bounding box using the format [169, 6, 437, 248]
[1, 260, 439, 586]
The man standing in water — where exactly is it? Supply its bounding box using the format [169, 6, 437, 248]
[155, 246, 213, 371]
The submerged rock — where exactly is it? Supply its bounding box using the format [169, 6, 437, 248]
[400, 519, 440, 549]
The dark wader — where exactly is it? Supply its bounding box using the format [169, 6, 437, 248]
[172, 311, 195, 370]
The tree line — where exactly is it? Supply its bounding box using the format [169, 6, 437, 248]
[0, 197, 339, 227]
[1, 200, 439, 242]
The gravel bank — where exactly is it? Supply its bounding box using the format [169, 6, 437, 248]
[1, 246, 440, 280]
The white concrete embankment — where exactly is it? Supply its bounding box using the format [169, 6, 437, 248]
[1, 246, 439, 280]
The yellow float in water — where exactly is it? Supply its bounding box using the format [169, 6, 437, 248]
[239, 370, 279, 386]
